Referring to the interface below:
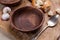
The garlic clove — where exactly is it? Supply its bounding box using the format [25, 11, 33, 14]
[36, 0, 43, 5]
[55, 8, 60, 14]
[3, 7, 11, 14]
[48, 10, 53, 16]
[43, 0, 51, 9]
[48, 10, 56, 16]
[1, 13, 10, 21]
[32, 0, 44, 8]
[42, 0, 51, 12]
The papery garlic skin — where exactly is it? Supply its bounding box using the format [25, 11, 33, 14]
[55, 8, 60, 14]
[48, 10, 54, 16]
[35, 0, 44, 8]
[3, 7, 11, 14]
[2, 7, 11, 21]
[42, 0, 51, 12]
[1, 13, 10, 21]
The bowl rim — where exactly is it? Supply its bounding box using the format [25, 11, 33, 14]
[10, 6, 45, 32]
[0, 0, 21, 4]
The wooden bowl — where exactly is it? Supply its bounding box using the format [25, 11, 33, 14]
[0, 0, 21, 6]
[11, 6, 44, 32]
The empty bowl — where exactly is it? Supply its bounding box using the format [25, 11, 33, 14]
[0, 0, 21, 6]
[11, 6, 44, 32]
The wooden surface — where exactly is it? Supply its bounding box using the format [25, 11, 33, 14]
[0, 0, 60, 40]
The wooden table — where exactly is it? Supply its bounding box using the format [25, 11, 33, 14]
[0, 0, 60, 40]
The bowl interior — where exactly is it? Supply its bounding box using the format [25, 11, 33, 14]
[0, 0, 20, 4]
[11, 7, 44, 31]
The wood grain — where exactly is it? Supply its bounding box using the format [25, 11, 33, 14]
[0, 0, 60, 40]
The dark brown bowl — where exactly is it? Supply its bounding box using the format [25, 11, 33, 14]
[11, 6, 44, 32]
[0, 0, 21, 6]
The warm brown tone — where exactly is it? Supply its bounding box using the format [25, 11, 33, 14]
[0, 0, 21, 6]
[11, 6, 44, 32]
[0, 0, 60, 40]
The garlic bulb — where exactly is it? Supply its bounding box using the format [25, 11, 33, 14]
[1, 13, 10, 21]
[3, 7, 11, 14]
